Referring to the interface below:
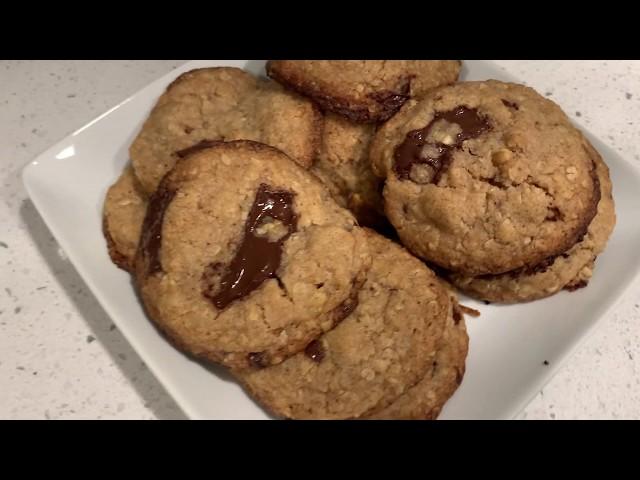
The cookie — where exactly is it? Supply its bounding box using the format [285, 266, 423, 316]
[564, 259, 595, 292]
[134, 140, 371, 370]
[450, 136, 615, 303]
[311, 113, 387, 229]
[237, 231, 450, 419]
[103, 166, 148, 271]
[130, 67, 322, 195]
[266, 60, 462, 123]
[370, 80, 601, 275]
[367, 296, 468, 419]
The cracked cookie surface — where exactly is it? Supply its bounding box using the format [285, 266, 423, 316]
[133, 140, 371, 370]
[130, 67, 322, 195]
[266, 60, 461, 123]
[450, 135, 616, 302]
[237, 230, 450, 419]
[370, 80, 601, 275]
[103, 165, 148, 272]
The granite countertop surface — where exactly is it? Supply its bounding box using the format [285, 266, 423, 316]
[1, 60, 639, 419]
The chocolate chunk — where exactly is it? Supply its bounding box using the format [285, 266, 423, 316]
[393, 106, 491, 183]
[565, 279, 589, 292]
[304, 340, 325, 363]
[452, 308, 462, 325]
[206, 184, 297, 310]
[175, 139, 223, 158]
[368, 81, 411, 118]
[140, 186, 176, 276]
[501, 99, 519, 110]
[248, 352, 269, 368]
[329, 292, 359, 323]
[546, 206, 564, 222]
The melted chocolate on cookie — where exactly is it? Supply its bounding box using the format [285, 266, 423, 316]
[304, 340, 326, 363]
[368, 81, 411, 120]
[328, 291, 359, 323]
[206, 184, 297, 309]
[140, 186, 177, 276]
[393, 106, 491, 183]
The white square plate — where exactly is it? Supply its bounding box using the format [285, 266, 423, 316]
[22, 60, 640, 419]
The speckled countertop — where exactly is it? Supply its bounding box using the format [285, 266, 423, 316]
[1, 60, 639, 420]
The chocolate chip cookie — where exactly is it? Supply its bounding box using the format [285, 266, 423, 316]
[370, 80, 601, 275]
[134, 140, 371, 370]
[103, 165, 148, 271]
[266, 60, 462, 123]
[238, 230, 451, 419]
[130, 67, 322, 195]
[311, 113, 386, 229]
[450, 135, 616, 303]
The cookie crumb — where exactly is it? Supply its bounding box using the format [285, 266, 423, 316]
[459, 304, 480, 317]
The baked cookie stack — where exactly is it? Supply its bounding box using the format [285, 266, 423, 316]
[368, 80, 616, 302]
[102, 60, 615, 419]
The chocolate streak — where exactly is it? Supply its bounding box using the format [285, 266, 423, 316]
[206, 184, 297, 310]
[393, 106, 491, 183]
[140, 186, 177, 276]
